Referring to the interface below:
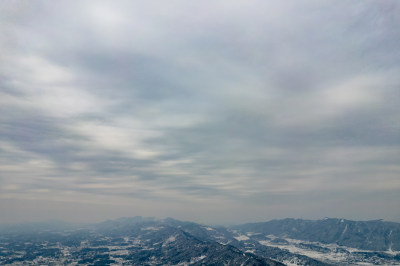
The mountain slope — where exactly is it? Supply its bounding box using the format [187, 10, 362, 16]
[0, 217, 284, 265]
[1, 217, 399, 265]
[234, 218, 400, 251]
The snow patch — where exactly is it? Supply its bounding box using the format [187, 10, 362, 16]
[142, 226, 161, 231]
[246, 232, 261, 236]
[109, 249, 129, 256]
[282, 258, 301, 266]
[234, 235, 250, 241]
[258, 234, 400, 265]
[190, 255, 206, 264]
[162, 235, 177, 247]
[340, 224, 348, 238]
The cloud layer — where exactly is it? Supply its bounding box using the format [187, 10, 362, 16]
[1, 0, 399, 224]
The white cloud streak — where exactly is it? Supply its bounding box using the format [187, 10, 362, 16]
[0, 0, 399, 224]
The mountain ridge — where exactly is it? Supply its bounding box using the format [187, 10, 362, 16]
[1, 217, 400, 265]
[233, 217, 400, 251]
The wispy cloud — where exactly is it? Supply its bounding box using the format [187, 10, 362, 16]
[1, 0, 399, 224]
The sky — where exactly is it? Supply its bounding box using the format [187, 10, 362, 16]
[0, 0, 399, 225]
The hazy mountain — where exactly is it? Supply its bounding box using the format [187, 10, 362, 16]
[0, 217, 282, 265]
[0, 217, 399, 265]
[233, 218, 400, 251]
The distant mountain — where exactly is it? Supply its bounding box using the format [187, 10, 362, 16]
[1, 217, 399, 265]
[233, 218, 400, 251]
[0, 216, 283, 265]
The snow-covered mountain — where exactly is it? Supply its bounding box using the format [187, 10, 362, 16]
[233, 218, 400, 251]
[0, 217, 399, 265]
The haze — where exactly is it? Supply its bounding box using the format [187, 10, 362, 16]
[1, 0, 399, 225]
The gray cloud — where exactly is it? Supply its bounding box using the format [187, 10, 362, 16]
[1, 0, 399, 224]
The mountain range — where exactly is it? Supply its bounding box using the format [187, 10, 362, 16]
[0, 217, 399, 265]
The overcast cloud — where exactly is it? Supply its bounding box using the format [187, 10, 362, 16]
[1, 0, 399, 224]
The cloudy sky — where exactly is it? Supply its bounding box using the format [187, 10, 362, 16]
[1, 1, 399, 224]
